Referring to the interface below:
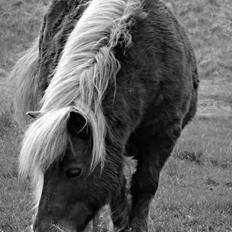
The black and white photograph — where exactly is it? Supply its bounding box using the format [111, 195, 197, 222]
[0, 0, 231, 231]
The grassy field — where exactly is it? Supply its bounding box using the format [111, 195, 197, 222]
[0, 0, 232, 231]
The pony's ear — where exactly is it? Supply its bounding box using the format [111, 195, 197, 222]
[68, 111, 91, 139]
[26, 111, 41, 119]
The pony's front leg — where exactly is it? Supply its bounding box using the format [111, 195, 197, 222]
[110, 174, 130, 232]
[129, 125, 181, 232]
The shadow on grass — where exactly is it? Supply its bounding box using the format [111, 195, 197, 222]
[174, 150, 204, 165]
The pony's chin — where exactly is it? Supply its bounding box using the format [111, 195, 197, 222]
[31, 222, 77, 232]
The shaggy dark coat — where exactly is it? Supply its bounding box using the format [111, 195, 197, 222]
[23, 0, 199, 231]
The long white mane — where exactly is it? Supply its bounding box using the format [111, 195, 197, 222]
[16, 0, 143, 179]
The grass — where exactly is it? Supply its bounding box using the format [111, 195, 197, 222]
[0, 0, 232, 231]
[0, 0, 48, 72]
[152, 117, 232, 232]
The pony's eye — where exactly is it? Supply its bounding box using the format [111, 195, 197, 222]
[66, 168, 82, 179]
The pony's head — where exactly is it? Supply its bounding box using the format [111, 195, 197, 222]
[24, 109, 122, 232]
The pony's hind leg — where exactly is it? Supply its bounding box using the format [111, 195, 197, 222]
[129, 124, 181, 232]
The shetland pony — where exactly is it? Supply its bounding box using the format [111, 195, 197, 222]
[11, 0, 199, 231]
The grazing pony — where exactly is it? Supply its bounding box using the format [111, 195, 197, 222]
[11, 0, 199, 231]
